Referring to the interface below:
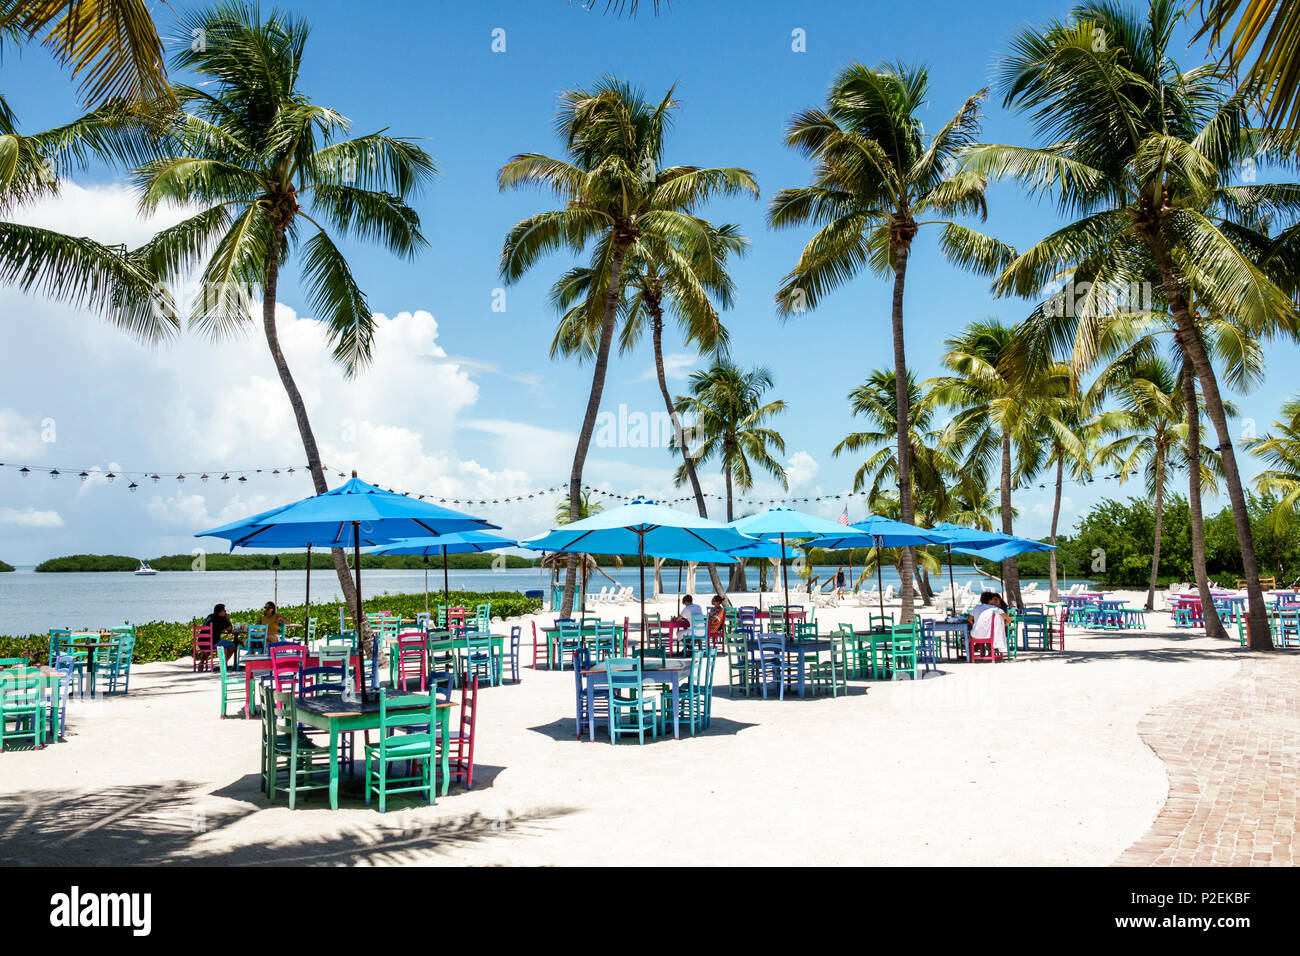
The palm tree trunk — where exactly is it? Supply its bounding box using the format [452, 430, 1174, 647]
[260, 231, 360, 640]
[561, 241, 628, 617]
[1154, 246, 1270, 648]
[724, 469, 748, 591]
[1049, 453, 1063, 602]
[1181, 353, 1229, 640]
[1146, 450, 1166, 611]
[651, 312, 727, 599]
[999, 427, 1023, 609]
[890, 241, 916, 623]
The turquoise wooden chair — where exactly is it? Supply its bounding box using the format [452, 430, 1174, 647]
[1, 671, 46, 750]
[246, 624, 269, 656]
[47, 628, 70, 665]
[592, 622, 619, 661]
[556, 622, 583, 671]
[465, 633, 498, 687]
[725, 628, 753, 697]
[363, 691, 439, 812]
[104, 635, 135, 695]
[217, 652, 248, 718]
[664, 650, 713, 736]
[606, 658, 659, 744]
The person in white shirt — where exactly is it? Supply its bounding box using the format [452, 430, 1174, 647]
[969, 592, 1009, 657]
[675, 595, 703, 625]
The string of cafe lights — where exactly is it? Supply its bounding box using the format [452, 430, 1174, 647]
[0, 457, 1142, 504]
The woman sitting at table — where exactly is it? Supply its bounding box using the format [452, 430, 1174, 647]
[706, 594, 726, 640]
[259, 601, 292, 638]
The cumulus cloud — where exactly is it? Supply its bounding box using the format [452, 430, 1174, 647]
[0, 507, 64, 528]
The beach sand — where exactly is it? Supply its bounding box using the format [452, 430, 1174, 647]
[0, 588, 1245, 866]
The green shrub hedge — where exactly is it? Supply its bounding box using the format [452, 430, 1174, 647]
[0, 589, 542, 665]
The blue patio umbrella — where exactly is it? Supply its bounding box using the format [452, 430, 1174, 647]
[370, 531, 520, 610]
[924, 522, 1018, 612]
[728, 507, 851, 612]
[197, 473, 498, 695]
[522, 496, 755, 657]
[645, 548, 741, 615]
[804, 515, 955, 619]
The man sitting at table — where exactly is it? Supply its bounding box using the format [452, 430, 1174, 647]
[204, 603, 236, 664]
[969, 592, 1009, 658]
[673, 595, 703, 627]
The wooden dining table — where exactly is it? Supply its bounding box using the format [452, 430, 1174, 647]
[293, 690, 452, 808]
[579, 657, 692, 740]
[243, 649, 363, 714]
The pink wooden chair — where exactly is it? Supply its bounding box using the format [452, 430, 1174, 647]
[396, 633, 427, 691]
[192, 624, 214, 673]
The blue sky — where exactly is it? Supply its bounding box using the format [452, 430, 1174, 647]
[0, 0, 1294, 562]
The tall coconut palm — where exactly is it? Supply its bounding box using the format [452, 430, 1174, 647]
[547, 222, 746, 598]
[967, 0, 1300, 647]
[0, 99, 177, 340]
[927, 319, 1043, 608]
[1246, 396, 1300, 532]
[0, 0, 170, 108]
[1089, 355, 1188, 609]
[498, 77, 757, 617]
[769, 61, 1015, 623]
[1194, 0, 1300, 152]
[126, 2, 435, 634]
[673, 360, 787, 524]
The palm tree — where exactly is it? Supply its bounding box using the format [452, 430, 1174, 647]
[769, 61, 1014, 624]
[928, 319, 1043, 608]
[498, 77, 757, 617]
[1246, 396, 1300, 533]
[126, 2, 435, 632]
[1194, 0, 1300, 152]
[967, 0, 1300, 648]
[1, 0, 170, 108]
[673, 359, 787, 539]
[1089, 356, 1188, 609]
[547, 223, 746, 599]
[0, 99, 177, 340]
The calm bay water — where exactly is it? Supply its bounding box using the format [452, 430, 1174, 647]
[0, 564, 1082, 636]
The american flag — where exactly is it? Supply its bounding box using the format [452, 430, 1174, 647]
[838, 505, 850, 526]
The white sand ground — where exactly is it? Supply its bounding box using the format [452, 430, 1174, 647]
[0, 589, 1242, 866]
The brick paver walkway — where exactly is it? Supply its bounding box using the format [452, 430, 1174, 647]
[1117, 654, 1300, 866]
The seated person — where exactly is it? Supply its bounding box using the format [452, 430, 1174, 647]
[968, 592, 1009, 658]
[204, 603, 235, 664]
[259, 601, 292, 638]
[673, 595, 703, 626]
[706, 594, 726, 640]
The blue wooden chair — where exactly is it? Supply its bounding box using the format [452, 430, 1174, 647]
[465, 633, 498, 687]
[753, 635, 788, 700]
[500, 625, 522, 682]
[556, 622, 583, 671]
[573, 648, 608, 738]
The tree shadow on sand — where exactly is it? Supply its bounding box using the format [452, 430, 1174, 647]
[0, 780, 578, 866]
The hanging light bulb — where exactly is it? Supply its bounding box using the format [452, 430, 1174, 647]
[128, 481, 139, 492]
[78, 471, 89, 481]
[200, 474, 209, 482]
[50, 469, 59, 479]
[238, 475, 247, 483]
[176, 474, 185, 482]
[221, 473, 230, 482]
[19, 467, 29, 477]
[150, 474, 160, 483]
[106, 472, 116, 482]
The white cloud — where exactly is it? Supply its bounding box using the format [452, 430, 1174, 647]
[786, 450, 821, 490]
[0, 507, 64, 528]
[637, 353, 695, 383]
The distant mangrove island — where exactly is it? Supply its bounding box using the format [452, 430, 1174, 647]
[33, 552, 540, 572]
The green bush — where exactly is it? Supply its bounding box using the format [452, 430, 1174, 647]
[35, 554, 141, 572]
[0, 589, 542, 665]
[0, 558, 14, 572]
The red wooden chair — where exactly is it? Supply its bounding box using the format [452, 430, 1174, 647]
[442, 675, 479, 790]
[192, 624, 215, 673]
[396, 633, 427, 691]
[531, 620, 549, 669]
[269, 643, 307, 693]
[970, 628, 996, 662]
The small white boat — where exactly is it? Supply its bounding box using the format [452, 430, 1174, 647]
[133, 561, 157, 576]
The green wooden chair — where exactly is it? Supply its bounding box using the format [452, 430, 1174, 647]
[664, 650, 713, 736]
[725, 629, 753, 697]
[103, 635, 135, 695]
[809, 637, 847, 697]
[266, 689, 331, 809]
[318, 645, 352, 691]
[837, 622, 868, 679]
[0, 671, 46, 750]
[217, 652, 248, 718]
[364, 691, 439, 812]
[887, 624, 919, 681]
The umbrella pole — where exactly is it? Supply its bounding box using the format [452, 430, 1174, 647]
[877, 537, 885, 622]
[677, 561, 683, 616]
[443, 548, 449, 598]
[305, 544, 312, 629]
[638, 535, 647, 664]
[780, 532, 791, 616]
[353, 522, 370, 694]
[947, 545, 957, 618]
[423, 557, 428, 614]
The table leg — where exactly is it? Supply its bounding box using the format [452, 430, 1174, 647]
[797, 653, 806, 698]
[586, 681, 596, 742]
[672, 680, 680, 740]
[439, 712, 450, 796]
[245, 669, 254, 716]
[329, 725, 340, 809]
